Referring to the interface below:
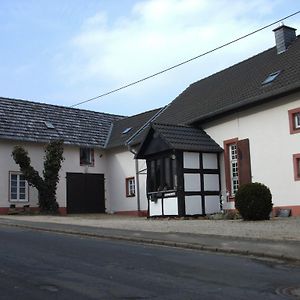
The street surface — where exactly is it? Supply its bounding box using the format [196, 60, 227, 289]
[0, 225, 300, 299]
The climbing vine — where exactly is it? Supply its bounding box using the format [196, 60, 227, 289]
[12, 140, 64, 213]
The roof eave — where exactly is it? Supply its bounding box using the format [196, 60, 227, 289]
[0, 136, 105, 149]
[188, 84, 300, 125]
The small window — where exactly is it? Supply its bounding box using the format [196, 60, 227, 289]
[293, 154, 300, 181]
[126, 177, 135, 197]
[288, 108, 300, 134]
[294, 113, 300, 129]
[80, 148, 94, 166]
[9, 172, 28, 202]
[261, 71, 281, 85]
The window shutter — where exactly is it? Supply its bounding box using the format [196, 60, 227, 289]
[237, 139, 252, 185]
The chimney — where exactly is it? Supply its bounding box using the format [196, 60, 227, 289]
[273, 24, 297, 54]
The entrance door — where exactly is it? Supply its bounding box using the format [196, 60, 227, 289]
[66, 173, 105, 213]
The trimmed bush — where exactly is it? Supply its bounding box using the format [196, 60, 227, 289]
[235, 182, 273, 221]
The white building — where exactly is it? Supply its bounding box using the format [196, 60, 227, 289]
[138, 24, 300, 217]
[0, 99, 122, 215]
[1, 24, 300, 216]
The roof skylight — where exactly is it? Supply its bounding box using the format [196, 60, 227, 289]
[43, 121, 55, 129]
[122, 127, 132, 134]
[262, 70, 281, 85]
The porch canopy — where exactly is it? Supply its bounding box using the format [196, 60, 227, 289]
[135, 123, 222, 159]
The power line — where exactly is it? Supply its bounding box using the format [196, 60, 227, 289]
[70, 10, 300, 108]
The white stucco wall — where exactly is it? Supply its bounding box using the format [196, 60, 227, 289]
[105, 147, 148, 213]
[0, 140, 107, 210]
[202, 92, 300, 208]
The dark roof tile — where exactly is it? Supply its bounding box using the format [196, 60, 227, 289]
[0, 97, 124, 147]
[106, 108, 162, 148]
[152, 123, 222, 152]
[156, 37, 300, 125]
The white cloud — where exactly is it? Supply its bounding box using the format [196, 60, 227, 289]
[56, 0, 299, 113]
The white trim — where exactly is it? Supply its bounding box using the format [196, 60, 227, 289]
[294, 112, 300, 129]
[126, 177, 136, 197]
[229, 144, 239, 195]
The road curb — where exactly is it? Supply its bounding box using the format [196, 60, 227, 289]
[1, 220, 299, 264]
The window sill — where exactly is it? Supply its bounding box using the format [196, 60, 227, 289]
[9, 200, 29, 203]
[227, 196, 235, 202]
[80, 163, 95, 167]
[290, 128, 300, 135]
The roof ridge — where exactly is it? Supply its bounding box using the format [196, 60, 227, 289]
[153, 122, 193, 128]
[188, 45, 277, 90]
[126, 106, 168, 145]
[168, 45, 278, 105]
[127, 107, 162, 118]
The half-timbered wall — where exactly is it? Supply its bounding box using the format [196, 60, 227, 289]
[148, 150, 221, 216]
[183, 152, 221, 215]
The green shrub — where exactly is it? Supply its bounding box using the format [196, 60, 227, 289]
[235, 182, 273, 221]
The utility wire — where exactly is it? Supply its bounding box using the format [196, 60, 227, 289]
[70, 10, 300, 108]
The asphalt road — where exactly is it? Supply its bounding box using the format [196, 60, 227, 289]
[0, 225, 300, 300]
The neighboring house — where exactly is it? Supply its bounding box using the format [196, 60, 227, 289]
[0, 97, 123, 214]
[1, 24, 300, 217]
[137, 24, 300, 217]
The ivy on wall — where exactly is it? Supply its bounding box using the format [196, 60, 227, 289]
[12, 140, 64, 214]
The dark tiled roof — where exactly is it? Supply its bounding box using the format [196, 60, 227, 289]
[106, 108, 162, 148]
[151, 123, 222, 152]
[156, 36, 300, 125]
[0, 97, 124, 147]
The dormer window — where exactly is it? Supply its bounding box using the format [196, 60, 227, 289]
[80, 148, 94, 166]
[122, 127, 132, 134]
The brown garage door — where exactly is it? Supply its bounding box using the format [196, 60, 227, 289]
[66, 173, 105, 213]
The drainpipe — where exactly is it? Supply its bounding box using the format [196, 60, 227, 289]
[128, 146, 141, 214]
[124, 105, 169, 215]
[135, 159, 141, 213]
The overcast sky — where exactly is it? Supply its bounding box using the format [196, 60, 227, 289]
[0, 0, 299, 116]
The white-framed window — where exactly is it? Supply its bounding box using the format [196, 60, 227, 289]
[126, 177, 135, 197]
[80, 148, 94, 166]
[9, 172, 28, 202]
[288, 108, 300, 134]
[294, 112, 300, 129]
[229, 144, 239, 195]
